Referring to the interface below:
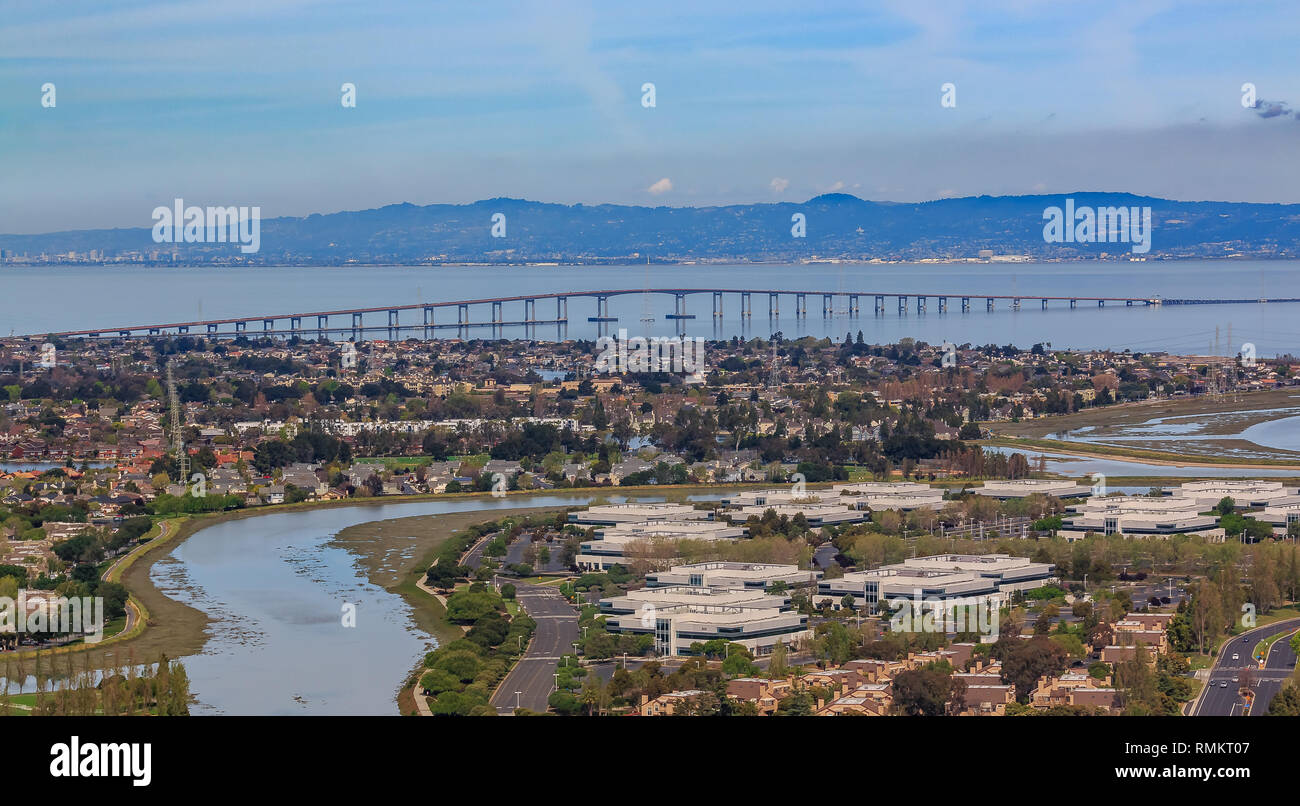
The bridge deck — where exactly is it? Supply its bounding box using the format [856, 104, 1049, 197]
[38, 288, 1300, 337]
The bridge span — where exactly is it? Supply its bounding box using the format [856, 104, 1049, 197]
[38, 288, 1300, 339]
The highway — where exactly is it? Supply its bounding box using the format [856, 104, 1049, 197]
[1191, 617, 1300, 716]
[490, 580, 579, 714]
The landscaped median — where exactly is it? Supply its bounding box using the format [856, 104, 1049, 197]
[396, 512, 570, 715]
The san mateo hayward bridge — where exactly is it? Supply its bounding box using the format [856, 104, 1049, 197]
[45, 288, 1300, 340]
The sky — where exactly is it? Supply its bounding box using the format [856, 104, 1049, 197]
[2, 0, 1299, 233]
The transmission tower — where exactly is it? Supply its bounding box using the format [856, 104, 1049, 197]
[166, 359, 190, 484]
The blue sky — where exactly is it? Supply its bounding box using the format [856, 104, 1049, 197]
[2, 0, 1300, 232]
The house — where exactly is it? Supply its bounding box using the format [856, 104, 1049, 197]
[636, 690, 711, 716]
[725, 677, 792, 715]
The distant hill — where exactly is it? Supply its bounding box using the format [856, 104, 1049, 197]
[3, 192, 1299, 264]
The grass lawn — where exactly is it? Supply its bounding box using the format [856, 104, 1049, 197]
[0, 693, 37, 714]
[1253, 605, 1300, 629]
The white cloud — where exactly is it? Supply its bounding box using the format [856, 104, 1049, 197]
[825, 180, 845, 192]
[647, 177, 673, 195]
[770, 177, 790, 193]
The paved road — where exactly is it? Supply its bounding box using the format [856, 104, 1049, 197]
[491, 580, 579, 714]
[1192, 617, 1300, 716]
[101, 519, 170, 636]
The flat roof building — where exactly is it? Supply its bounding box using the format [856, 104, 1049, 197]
[1170, 480, 1299, 509]
[646, 561, 818, 590]
[829, 481, 947, 511]
[735, 502, 867, 526]
[817, 553, 1056, 615]
[575, 520, 745, 571]
[598, 585, 791, 616]
[1061, 495, 1225, 540]
[1250, 500, 1300, 535]
[604, 602, 811, 657]
[973, 479, 1092, 499]
[568, 502, 709, 525]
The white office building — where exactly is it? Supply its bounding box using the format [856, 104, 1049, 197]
[1168, 480, 1300, 510]
[568, 502, 710, 525]
[829, 481, 948, 511]
[973, 479, 1092, 499]
[1061, 494, 1225, 540]
[604, 602, 811, 657]
[645, 561, 819, 590]
[574, 520, 745, 571]
[817, 553, 1057, 613]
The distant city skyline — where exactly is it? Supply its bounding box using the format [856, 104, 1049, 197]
[3, 0, 1300, 233]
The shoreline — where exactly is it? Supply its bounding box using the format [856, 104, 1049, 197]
[985, 438, 1300, 471]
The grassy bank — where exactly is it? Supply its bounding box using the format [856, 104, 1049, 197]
[982, 437, 1300, 469]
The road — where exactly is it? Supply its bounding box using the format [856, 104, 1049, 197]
[100, 519, 170, 637]
[1191, 617, 1300, 716]
[490, 580, 579, 714]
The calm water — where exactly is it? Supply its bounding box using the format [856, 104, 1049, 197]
[147, 492, 724, 715]
[4, 261, 1300, 355]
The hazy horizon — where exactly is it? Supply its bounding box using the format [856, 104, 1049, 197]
[4, 1, 1300, 233]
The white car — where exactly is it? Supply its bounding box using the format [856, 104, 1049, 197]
[1232, 653, 1239, 660]
[1221, 681, 1229, 688]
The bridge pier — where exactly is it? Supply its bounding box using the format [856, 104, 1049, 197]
[316, 315, 327, 340]
[795, 293, 806, 318]
[1012, 298, 1021, 311]
[1041, 299, 1048, 310]
[557, 296, 567, 322]
[849, 294, 859, 315]
[961, 297, 970, 313]
[177, 325, 189, 334]
[713, 291, 723, 318]
[875, 295, 884, 315]
[386, 309, 398, 339]
[1070, 299, 1077, 308]
[898, 295, 907, 315]
[458, 303, 469, 327]
[523, 299, 534, 324]
[149, 327, 161, 335]
[208, 323, 219, 335]
[589, 295, 617, 322]
[235, 321, 246, 334]
[354, 312, 365, 341]
[769, 293, 779, 317]
[492, 300, 503, 325]
[290, 317, 301, 335]
[1125, 299, 1132, 307]
[741, 292, 751, 318]
[264, 319, 274, 334]
[986, 298, 994, 312]
[917, 296, 926, 314]
[1098, 299, 1105, 307]
[938, 296, 947, 313]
